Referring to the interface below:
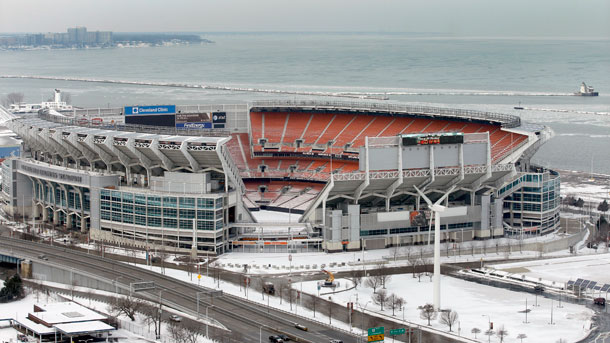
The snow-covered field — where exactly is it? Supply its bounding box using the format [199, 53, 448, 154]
[301, 275, 594, 343]
[493, 253, 610, 285]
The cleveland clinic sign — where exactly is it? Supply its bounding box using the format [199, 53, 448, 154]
[124, 105, 176, 115]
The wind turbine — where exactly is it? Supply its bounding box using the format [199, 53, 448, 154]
[414, 185, 455, 311]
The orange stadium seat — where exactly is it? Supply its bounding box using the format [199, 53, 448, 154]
[351, 116, 394, 147]
[283, 113, 312, 145]
[301, 113, 335, 145]
[316, 114, 353, 147]
[333, 116, 374, 148]
[263, 112, 288, 143]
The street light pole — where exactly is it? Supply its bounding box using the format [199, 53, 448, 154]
[157, 290, 163, 340]
[205, 305, 214, 338]
[357, 301, 372, 343]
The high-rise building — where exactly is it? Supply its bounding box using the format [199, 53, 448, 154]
[67, 28, 77, 43]
[96, 31, 112, 45]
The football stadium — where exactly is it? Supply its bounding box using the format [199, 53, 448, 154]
[1, 100, 559, 255]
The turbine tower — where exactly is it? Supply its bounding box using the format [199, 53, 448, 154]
[414, 185, 455, 311]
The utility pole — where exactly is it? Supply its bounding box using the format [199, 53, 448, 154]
[524, 298, 529, 324]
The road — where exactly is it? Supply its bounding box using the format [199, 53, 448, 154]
[0, 237, 356, 343]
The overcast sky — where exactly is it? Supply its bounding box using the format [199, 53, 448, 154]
[1, 0, 608, 38]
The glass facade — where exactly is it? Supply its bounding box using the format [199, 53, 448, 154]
[1, 162, 12, 200]
[32, 181, 91, 212]
[502, 171, 560, 234]
[100, 189, 223, 231]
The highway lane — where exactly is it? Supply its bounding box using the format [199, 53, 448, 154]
[0, 237, 357, 343]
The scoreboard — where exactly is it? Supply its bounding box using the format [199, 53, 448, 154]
[401, 132, 464, 146]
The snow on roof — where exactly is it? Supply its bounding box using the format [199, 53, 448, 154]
[54, 320, 115, 335]
[32, 302, 106, 325]
[14, 314, 56, 335]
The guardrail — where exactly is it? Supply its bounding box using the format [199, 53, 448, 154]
[251, 100, 522, 128]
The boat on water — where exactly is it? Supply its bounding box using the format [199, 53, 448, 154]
[514, 101, 524, 110]
[8, 89, 73, 114]
[575, 82, 599, 96]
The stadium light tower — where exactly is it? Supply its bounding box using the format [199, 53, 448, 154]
[414, 185, 455, 311]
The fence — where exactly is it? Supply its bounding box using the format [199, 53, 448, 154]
[379, 229, 588, 265]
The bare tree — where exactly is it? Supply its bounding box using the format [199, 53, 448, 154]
[407, 254, 419, 278]
[386, 293, 405, 316]
[182, 321, 204, 343]
[350, 269, 362, 289]
[373, 261, 392, 289]
[372, 289, 389, 311]
[403, 245, 412, 259]
[305, 295, 317, 318]
[423, 258, 433, 281]
[31, 282, 45, 302]
[110, 296, 142, 321]
[497, 325, 508, 342]
[140, 302, 161, 339]
[471, 327, 481, 339]
[418, 303, 437, 325]
[158, 250, 169, 274]
[414, 259, 425, 282]
[167, 321, 187, 342]
[379, 272, 392, 289]
[391, 245, 402, 262]
[1, 92, 24, 106]
[517, 333, 527, 342]
[277, 280, 290, 305]
[439, 310, 459, 331]
[365, 275, 382, 293]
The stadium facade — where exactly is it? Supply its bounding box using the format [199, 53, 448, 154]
[1, 100, 559, 255]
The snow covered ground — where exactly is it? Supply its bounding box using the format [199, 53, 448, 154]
[251, 209, 301, 223]
[301, 275, 594, 343]
[493, 253, 610, 285]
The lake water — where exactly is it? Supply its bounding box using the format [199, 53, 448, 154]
[1, 33, 609, 173]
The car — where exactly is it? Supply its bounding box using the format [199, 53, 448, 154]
[268, 336, 284, 343]
[594, 297, 606, 306]
[169, 314, 182, 322]
[277, 334, 290, 341]
[534, 285, 545, 292]
[38, 254, 48, 260]
[294, 323, 308, 331]
[330, 340, 344, 343]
